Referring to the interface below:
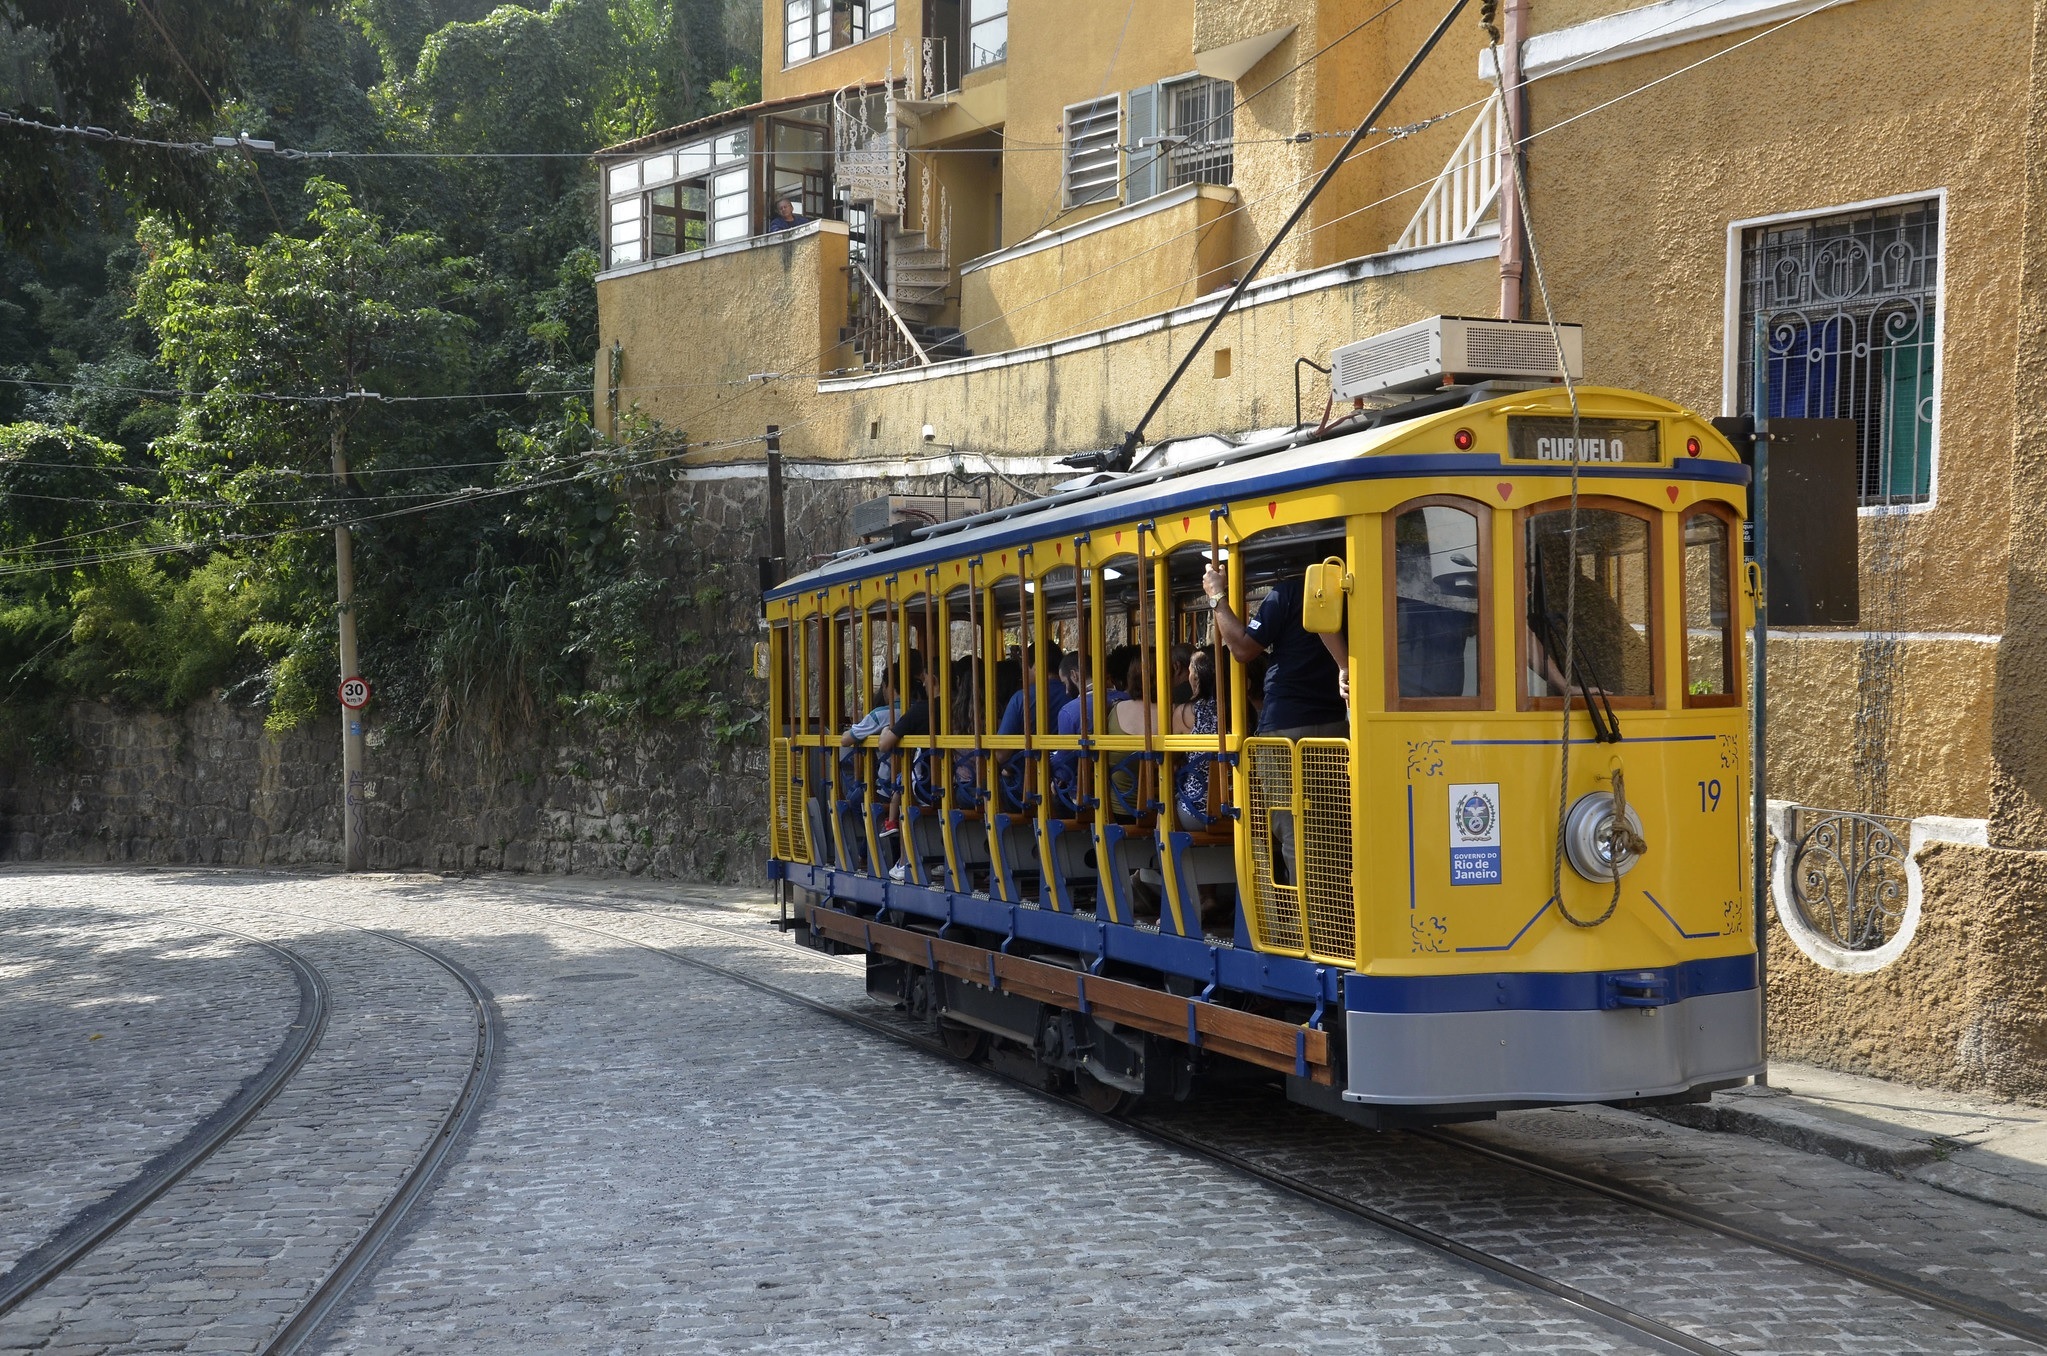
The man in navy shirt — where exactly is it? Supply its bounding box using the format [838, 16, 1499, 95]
[1203, 566, 1347, 738]
[1204, 563, 1348, 886]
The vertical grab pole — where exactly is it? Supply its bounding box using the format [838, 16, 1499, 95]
[1075, 537, 1094, 815]
[1135, 524, 1156, 822]
[1208, 511, 1229, 822]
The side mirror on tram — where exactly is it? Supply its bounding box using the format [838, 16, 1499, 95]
[1302, 557, 1351, 634]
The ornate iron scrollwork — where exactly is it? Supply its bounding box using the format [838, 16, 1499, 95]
[1787, 808, 1909, 951]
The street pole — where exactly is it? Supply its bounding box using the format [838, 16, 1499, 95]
[333, 417, 367, 872]
[1750, 377, 1771, 1086]
[765, 424, 786, 585]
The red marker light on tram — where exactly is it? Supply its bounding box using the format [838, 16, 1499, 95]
[1686, 436, 1702, 457]
[1453, 428, 1476, 451]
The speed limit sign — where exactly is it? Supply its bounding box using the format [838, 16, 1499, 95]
[338, 676, 372, 710]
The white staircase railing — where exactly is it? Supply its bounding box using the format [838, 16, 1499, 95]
[853, 262, 931, 367]
[1394, 92, 1505, 252]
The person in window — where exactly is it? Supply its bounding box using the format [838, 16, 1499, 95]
[839, 668, 901, 782]
[1203, 564, 1347, 738]
[766, 198, 806, 233]
[875, 652, 929, 757]
[1205, 563, 1345, 886]
[1171, 650, 1220, 829]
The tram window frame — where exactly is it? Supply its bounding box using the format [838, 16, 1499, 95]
[1382, 495, 1493, 712]
[1514, 496, 1665, 712]
[1680, 504, 1742, 708]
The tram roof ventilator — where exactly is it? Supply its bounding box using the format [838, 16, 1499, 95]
[1329, 315, 1584, 399]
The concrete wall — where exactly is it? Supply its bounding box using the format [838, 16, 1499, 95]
[0, 462, 1056, 882]
[596, 220, 851, 441]
[958, 184, 1239, 351]
[761, 12, 925, 104]
[1769, 841, 2047, 1102]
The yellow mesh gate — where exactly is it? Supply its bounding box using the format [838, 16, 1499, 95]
[770, 738, 810, 863]
[1298, 739, 1357, 965]
[1243, 736, 1357, 966]
[1244, 737, 1305, 954]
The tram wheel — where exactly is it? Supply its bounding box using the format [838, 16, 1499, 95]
[1074, 1066, 1136, 1117]
[938, 1019, 989, 1062]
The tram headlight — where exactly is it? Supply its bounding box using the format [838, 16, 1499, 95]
[1563, 793, 1647, 881]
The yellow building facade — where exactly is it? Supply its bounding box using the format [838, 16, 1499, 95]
[593, 0, 2047, 1099]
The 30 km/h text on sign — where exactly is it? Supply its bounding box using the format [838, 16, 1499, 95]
[338, 676, 373, 710]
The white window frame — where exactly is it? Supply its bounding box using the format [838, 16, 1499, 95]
[967, 0, 1007, 71]
[605, 128, 757, 267]
[1062, 95, 1122, 209]
[1719, 188, 1948, 517]
[787, 0, 895, 67]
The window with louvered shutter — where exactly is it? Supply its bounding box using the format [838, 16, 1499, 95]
[1063, 96, 1122, 208]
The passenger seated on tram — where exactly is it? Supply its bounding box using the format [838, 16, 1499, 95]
[1049, 653, 1088, 811]
[1108, 650, 1158, 736]
[1169, 642, 1195, 705]
[1525, 513, 1653, 698]
[1172, 651, 1221, 829]
[839, 668, 902, 783]
[876, 653, 931, 757]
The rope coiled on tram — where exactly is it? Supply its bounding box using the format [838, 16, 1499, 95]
[1487, 15, 1622, 928]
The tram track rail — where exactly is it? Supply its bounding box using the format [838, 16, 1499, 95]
[0, 905, 499, 1356]
[528, 895, 2047, 1355]
[510, 904, 1738, 1355]
[0, 922, 331, 1319]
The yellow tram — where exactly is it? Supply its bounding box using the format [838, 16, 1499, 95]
[766, 380, 1762, 1123]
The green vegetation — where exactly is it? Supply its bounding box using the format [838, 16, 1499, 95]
[0, 0, 760, 750]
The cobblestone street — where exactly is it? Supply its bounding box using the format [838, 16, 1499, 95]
[3, 868, 2045, 1354]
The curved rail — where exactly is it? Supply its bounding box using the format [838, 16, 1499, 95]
[1414, 1127, 2047, 1350]
[263, 927, 499, 1355]
[528, 904, 1736, 1356]
[0, 924, 331, 1318]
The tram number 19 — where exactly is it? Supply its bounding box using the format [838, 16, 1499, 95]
[1697, 779, 1722, 812]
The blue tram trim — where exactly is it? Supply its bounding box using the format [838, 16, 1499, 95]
[1343, 954, 1755, 1014]
[763, 452, 1750, 603]
[772, 859, 1345, 1008]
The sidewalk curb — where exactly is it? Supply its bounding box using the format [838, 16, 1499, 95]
[1646, 1097, 1946, 1173]
[1646, 1095, 2047, 1223]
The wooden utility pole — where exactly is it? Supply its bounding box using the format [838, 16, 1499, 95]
[333, 416, 367, 871]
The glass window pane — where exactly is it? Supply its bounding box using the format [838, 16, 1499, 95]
[641, 152, 674, 184]
[714, 131, 748, 162]
[786, 0, 812, 62]
[610, 197, 642, 224]
[610, 217, 642, 243]
[968, 14, 1007, 68]
[606, 162, 639, 195]
[1683, 513, 1733, 698]
[608, 239, 643, 267]
[1393, 506, 1482, 699]
[677, 141, 712, 177]
[1527, 509, 1654, 698]
[869, 0, 894, 33]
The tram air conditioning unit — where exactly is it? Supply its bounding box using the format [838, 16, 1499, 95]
[851, 493, 986, 541]
[1329, 315, 1584, 399]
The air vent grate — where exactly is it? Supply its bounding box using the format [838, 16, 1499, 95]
[1463, 326, 1568, 372]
